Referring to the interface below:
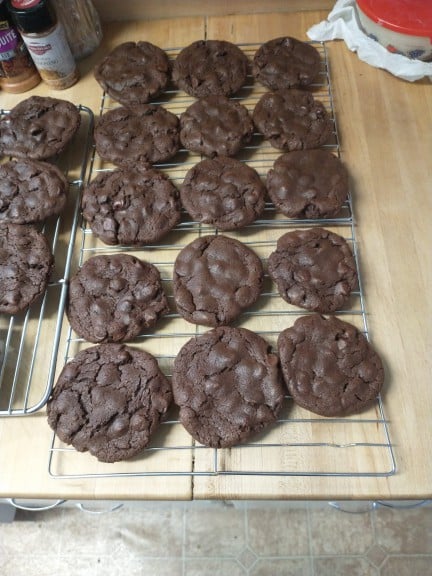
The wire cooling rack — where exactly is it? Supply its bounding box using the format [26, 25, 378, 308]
[0, 105, 94, 416]
[48, 43, 396, 478]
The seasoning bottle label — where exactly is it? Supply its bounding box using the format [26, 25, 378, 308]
[0, 18, 34, 78]
[0, 21, 19, 61]
[22, 24, 75, 77]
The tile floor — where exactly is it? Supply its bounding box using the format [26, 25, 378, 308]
[0, 500, 431, 575]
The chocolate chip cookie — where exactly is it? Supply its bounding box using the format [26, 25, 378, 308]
[47, 343, 172, 463]
[82, 165, 181, 246]
[0, 223, 53, 315]
[278, 314, 384, 417]
[172, 326, 285, 447]
[172, 39, 248, 97]
[94, 104, 180, 167]
[0, 159, 68, 224]
[253, 89, 333, 151]
[67, 254, 169, 343]
[268, 228, 357, 313]
[180, 95, 254, 158]
[173, 235, 263, 327]
[0, 96, 81, 160]
[253, 36, 321, 90]
[180, 156, 266, 230]
[94, 41, 170, 106]
[266, 149, 349, 219]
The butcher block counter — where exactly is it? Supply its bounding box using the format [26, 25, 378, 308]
[0, 8, 431, 502]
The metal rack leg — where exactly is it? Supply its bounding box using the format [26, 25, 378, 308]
[0, 502, 16, 523]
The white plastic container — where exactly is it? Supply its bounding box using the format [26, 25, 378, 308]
[356, 0, 432, 61]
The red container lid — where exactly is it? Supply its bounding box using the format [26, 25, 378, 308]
[356, 0, 432, 37]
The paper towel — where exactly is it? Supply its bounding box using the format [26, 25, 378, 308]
[307, 0, 432, 82]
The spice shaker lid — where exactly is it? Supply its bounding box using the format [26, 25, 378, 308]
[7, 0, 56, 34]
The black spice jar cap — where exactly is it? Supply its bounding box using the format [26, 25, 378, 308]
[7, 0, 56, 34]
[0, 1, 9, 19]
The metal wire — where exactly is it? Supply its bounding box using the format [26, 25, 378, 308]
[48, 43, 395, 479]
[0, 106, 95, 416]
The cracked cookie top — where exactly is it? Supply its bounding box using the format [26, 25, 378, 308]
[67, 254, 169, 343]
[180, 156, 266, 230]
[278, 314, 384, 417]
[47, 343, 172, 462]
[253, 89, 332, 151]
[0, 223, 53, 315]
[82, 165, 181, 246]
[268, 228, 357, 313]
[266, 149, 349, 219]
[172, 326, 285, 448]
[0, 159, 68, 224]
[252, 36, 321, 90]
[172, 40, 248, 98]
[0, 96, 80, 160]
[173, 235, 263, 327]
[94, 104, 180, 167]
[180, 95, 254, 158]
[94, 41, 170, 107]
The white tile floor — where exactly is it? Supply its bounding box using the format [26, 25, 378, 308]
[1, 500, 431, 575]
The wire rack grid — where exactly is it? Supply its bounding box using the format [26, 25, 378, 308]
[0, 105, 95, 416]
[48, 42, 396, 479]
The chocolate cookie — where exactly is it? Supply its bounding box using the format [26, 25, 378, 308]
[94, 41, 170, 106]
[173, 235, 263, 327]
[0, 159, 68, 224]
[94, 105, 180, 167]
[253, 89, 333, 151]
[0, 223, 53, 315]
[278, 314, 384, 417]
[180, 157, 266, 230]
[47, 343, 172, 463]
[82, 165, 181, 246]
[180, 95, 254, 158]
[67, 254, 169, 343]
[252, 37, 321, 90]
[0, 96, 81, 160]
[172, 39, 248, 97]
[268, 228, 357, 313]
[172, 326, 285, 447]
[266, 149, 349, 219]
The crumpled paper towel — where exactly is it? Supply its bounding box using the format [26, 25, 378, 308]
[307, 0, 432, 82]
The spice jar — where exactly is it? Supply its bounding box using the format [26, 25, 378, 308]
[7, 0, 79, 90]
[52, 0, 102, 60]
[0, 0, 40, 92]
